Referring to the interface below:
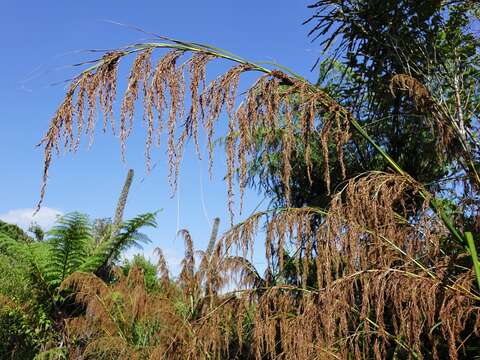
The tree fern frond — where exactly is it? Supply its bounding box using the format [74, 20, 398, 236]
[79, 212, 157, 274]
[45, 212, 92, 286]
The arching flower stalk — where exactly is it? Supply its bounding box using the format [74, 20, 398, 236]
[38, 37, 352, 222]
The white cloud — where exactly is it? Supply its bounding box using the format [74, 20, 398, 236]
[0, 207, 63, 230]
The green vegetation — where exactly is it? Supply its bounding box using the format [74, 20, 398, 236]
[0, 170, 156, 358]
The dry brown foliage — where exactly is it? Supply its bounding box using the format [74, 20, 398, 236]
[215, 172, 480, 359]
[61, 268, 175, 359]
[390, 74, 435, 111]
[60, 172, 480, 359]
[60, 265, 253, 360]
[390, 74, 455, 157]
[153, 247, 170, 289]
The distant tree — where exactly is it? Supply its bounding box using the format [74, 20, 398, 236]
[122, 254, 160, 292]
[247, 1, 480, 211]
[28, 223, 45, 242]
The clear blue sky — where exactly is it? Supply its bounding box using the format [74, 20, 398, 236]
[0, 1, 321, 272]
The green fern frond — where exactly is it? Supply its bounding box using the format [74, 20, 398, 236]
[45, 212, 93, 286]
[79, 212, 157, 274]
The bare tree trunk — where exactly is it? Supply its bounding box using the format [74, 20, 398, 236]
[206, 217, 220, 257]
[112, 169, 134, 237]
[98, 169, 134, 277]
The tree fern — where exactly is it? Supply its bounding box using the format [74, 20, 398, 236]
[79, 212, 157, 274]
[1, 210, 157, 292]
[45, 212, 93, 287]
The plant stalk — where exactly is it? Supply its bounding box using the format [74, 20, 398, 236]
[465, 232, 480, 290]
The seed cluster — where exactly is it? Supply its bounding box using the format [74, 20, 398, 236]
[39, 48, 351, 220]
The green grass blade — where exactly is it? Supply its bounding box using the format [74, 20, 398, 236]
[465, 232, 480, 290]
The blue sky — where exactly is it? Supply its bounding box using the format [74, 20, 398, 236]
[0, 1, 320, 272]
